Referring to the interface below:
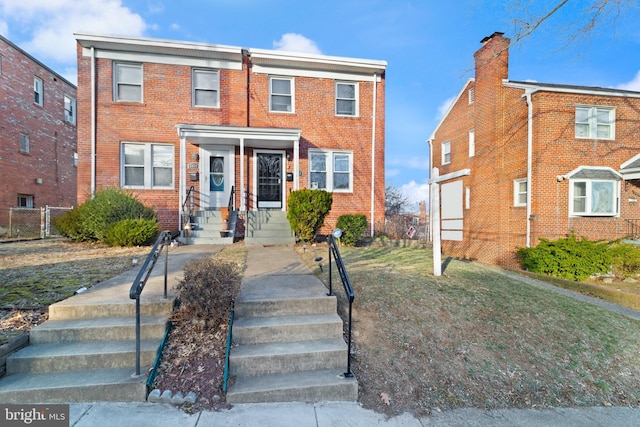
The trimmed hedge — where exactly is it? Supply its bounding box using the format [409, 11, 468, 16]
[336, 214, 368, 246]
[287, 189, 333, 242]
[104, 218, 159, 247]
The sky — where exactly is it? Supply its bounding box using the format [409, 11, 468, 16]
[1, 0, 639, 212]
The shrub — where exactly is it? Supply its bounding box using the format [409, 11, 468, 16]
[175, 258, 241, 328]
[103, 218, 159, 247]
[53, 205, 94, 242]
[609, 241, 640, 278]
[517, 234, 611, 281]
[286, 189, 333, 242]
[336, 214, 368, 246]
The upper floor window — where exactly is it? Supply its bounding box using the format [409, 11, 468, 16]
[514, 179, 527, 206]
[575, 106, 615, 140]
[122, 143, 174, 189]
[309, 150, 353, 192]
[468, 130, 475, 157]
[192, 69, 219, 107]
[336, 82, 358, 116]
[20, 134, 30, 153]
[64, 95, 76, 125]
[269, 77, 293, 112]
[114, 62, 142, 102]
[34, 77, 43, 106]
[442, 141, 451, 165]
[468, 87, 474, 104]
[17, 194, 34, 208]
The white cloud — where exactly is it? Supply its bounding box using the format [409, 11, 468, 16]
[617, 71, 640, 91]
[170, 23, 181, 31]
[273, 33, 322, 55]
[0, 0, 147, 64]
[401, 180, 429, 205]
[436, 95, 455, 120]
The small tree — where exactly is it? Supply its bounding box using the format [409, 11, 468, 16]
[287, 189, 333, 242]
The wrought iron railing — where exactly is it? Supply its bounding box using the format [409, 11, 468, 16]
[326, 234, 355, 378]
[624, 219, 640, 240]
[182, 186, 195, 234]
[129, 231, 171, 376]
[228, 186, 235, 213]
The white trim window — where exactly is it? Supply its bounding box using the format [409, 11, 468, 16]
[336, 81, 358, 116]
[269, 76, 293, 112]
[468, 87, 474, 104]
[309, 150, 353, 192]
[17, 194, 34, 208]
[570, 180, 619, 216]
[192, 68, 219, 107]
[20, 133, 30, 153]
[34, 77, 43, 106]
[442, 141, 451, 165]
[64, 95, 76, 125]
[468, 130, 475, 157]
[114, 62, 143, 102]
[122, 143, 174, 189]
[514, 179, 527, 207]
[575, 106, 615, 140]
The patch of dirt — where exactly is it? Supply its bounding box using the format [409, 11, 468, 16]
[0, 309, 48, 344]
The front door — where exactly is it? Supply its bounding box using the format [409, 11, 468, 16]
[201, 145, 234, 209]
[256, 152, 283, 209]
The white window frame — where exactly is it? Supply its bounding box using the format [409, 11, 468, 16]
[34, 77, 43, 106]
[514, 178, 527, 207]
[17, 194, 34, 208]
[441, 141, 451, 165]
[20, 133, 30, 153]
[468, 130, 475, 157]
[335, 81, 359, 117]
[575, 106, 615, 140]
[192, 68, 220, 108]
[269, 76, 294, 113]
[121, 142, 174, 189]
[64, 95, 76, 125]
[308, 149, 353, 192]
[468, 87, 474, 104]
[114, 62, 143, 102]
[569, 179, 619, 217]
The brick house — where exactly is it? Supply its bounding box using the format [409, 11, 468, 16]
[428, 32, 640, 267]
[0, 34, 77, 212]
[75, 33, 386, 243]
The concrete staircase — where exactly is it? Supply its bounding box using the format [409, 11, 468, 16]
[184, 209, 236, 245]
[244, 210, 295, 245]
[226, 246, 357, 403]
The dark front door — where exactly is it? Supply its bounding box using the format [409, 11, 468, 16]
[257, 153, 282, 209]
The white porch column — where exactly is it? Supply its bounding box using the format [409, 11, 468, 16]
[293, 137, 300, 190]
[179, 135, 186, 230]
[240, 137, 245, 211]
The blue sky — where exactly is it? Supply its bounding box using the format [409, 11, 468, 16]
[1, 0, 639, 211]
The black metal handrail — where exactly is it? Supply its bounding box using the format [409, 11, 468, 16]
[228, 185, 235, 213]
[327, 234, 355, 378]
[182, 186, 195, 232]
[129, 231, 171, 376]
[624, 219, 640, 239]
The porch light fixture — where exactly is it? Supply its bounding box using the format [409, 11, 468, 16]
[192, 153, 199, 161]
[286, 152, 291, 161]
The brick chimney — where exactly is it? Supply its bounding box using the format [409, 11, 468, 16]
[474, 32, 510, 84]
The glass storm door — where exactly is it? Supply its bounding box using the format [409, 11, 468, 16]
[257, 153, 282, 209]
[201, 146, 233, 209]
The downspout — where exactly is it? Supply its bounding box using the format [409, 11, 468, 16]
[524, 90, 534, 247]
[90, 46, 96, 198]
[370, 73, 378, 237]
[427, 138, 433, 242]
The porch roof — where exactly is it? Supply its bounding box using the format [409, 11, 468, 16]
[176, 124, 301, 149]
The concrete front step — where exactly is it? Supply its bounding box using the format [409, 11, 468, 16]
[48, 300, 173, 321]
[229, 338, 348, 376]
[227, 369, 358, 404]
[7, 339, 160, 374]
[233, 314, 343, 345]
[0, 367, 148, 403]
[30, 316, 167, 344]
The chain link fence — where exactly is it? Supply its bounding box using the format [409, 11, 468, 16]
[0, 206, 73, 239]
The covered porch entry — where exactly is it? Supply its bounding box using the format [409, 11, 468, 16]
[176, 125, 301, 244]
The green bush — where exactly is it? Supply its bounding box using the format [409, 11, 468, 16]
[517, 234, 611, 281]
[103, 218, 159, 247]
[175, 258, 241, 328]
[53, 205, 95, 242]
[336, 214, 368, 246]
[609, 241, 640, 278]
[287, 189, 333, 242]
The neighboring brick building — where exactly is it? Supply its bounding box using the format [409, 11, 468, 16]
[428, 32, 640, 267]
[0, 34, 77, 212]
[75, 33, 386, 237]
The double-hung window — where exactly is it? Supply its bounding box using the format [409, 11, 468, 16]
[309, 150, 353, 192]
[269, 77, 293, 112]
[20, 134, 30, 153]
[114, 62, 143, 102]
[336, 82, 358, 116]
[468, 130, 475, 157]
[514, 179, 527, 206]
[192, 69, 219, 107]
[122, 143, 174, 189]
[17, 194, 34, 208]
[34, 77, 43, 106]
[64, 95, 76, 125]
[442, 141, 451, 165]
[568, 167, 620, 216]
[575, 106, 615, 139]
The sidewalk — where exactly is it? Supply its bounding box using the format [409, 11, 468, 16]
[39, 244, 640, 425]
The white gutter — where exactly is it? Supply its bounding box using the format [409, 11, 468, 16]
[370, 73, 378, 237]
[524, 90, 535, 247]
[90, 46, 96, 198]
[427, 138, 433, 242]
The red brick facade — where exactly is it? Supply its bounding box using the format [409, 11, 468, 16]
[76, 34, 386, 234]
[430, 32, 640, 267]
[0, 35, 77, 212]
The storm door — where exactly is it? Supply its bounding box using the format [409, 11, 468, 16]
[257, 152, 283, 209]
